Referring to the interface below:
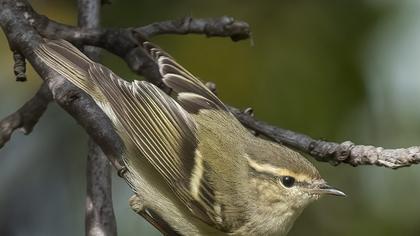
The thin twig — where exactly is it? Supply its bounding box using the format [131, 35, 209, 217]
[136, 16, 251, 41]
[230, 107, 420, 169]
[78, 0, 117, 235]
[28, 12, 251, 84]
[0, 82, 51, 148]
[86, 139, 117, 236]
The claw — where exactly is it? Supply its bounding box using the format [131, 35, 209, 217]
[117, 166, 128, 178]
[128, 195, 180, 236]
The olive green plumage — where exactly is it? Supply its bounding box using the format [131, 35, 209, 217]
[35, 39, 344, 236]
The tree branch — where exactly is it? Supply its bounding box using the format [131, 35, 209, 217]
[229, 107, 420, 169]
[86, 139, 117, 236]
[77, 0, 117, 236]
[0, 82, 51, 148]
[136, 16, 250, 41]
[27, 12, 251, 84]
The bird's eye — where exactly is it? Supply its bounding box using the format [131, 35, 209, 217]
[281, 176, 295, 188]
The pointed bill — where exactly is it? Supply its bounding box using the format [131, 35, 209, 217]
[311, 181, 346, 197]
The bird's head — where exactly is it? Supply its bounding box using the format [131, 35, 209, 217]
[246, 140, 345, 211]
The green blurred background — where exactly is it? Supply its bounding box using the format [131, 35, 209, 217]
[1, 0, 420, 235]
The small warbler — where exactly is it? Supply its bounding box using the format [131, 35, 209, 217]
[35, 39, 345, 236]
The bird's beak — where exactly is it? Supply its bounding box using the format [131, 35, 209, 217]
[310, 181, 346, 197]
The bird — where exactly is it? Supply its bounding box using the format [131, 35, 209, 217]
[35, 38, 345, 236]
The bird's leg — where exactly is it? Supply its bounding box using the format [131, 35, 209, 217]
[128, 195, 181, 236]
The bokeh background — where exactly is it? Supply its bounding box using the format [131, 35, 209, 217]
[1, 0, 420, 235]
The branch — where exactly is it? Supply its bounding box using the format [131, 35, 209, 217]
[77, 0, 117, 236]
[86, 139, 117, 236]
[28, 12, 251, 84]
[0, 82, 51, 148]
[230, 107, 420, 169]
[136, 16, 250, 41]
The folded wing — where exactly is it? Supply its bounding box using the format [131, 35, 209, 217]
[35, 39, 228, 227]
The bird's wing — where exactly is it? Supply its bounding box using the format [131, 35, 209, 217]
[35, 39, 223, 227]
[141, 41, 229, 114]
[88, 66, 220, 224]
[140, 41, 250, 230]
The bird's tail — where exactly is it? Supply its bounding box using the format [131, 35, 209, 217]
[35, 39, 102, 100]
